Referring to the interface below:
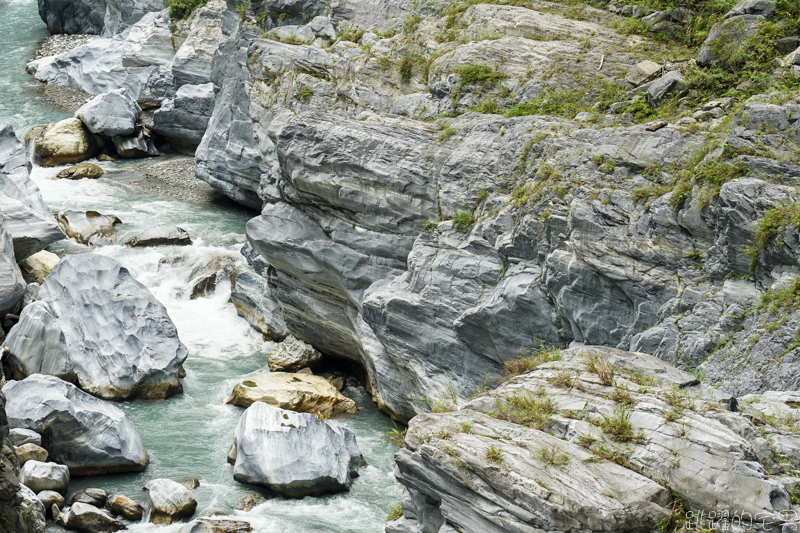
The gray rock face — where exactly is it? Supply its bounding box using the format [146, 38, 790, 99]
[231, 402, 363, 497]
[0, 207, 26, 317]
[9, 428, 41, 447]
[37, 0, 165, 35]
[75, 88, 142, 137]
[3, 254, 187, 400]
[144, 478, 197, 525]
[391, 347, 800, 533]
[0, 124, 64, 260]
[125, 224, 192, 246]
[151, 83, 215, 150]
[18, 461, 69, 494]
[696, 0, 769, 68]
[3, 374, 149, 475]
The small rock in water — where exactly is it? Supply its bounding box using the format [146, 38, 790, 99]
[235, 493, 267, 511]
[105, 494, 144, 521]
[55, 162, 104, 180]
[56, 209, 121, 246]
[144, 478, 198, 525]
[181, 477, 201, 490]
[96, 153, 116, 162]
[67, 488, 109, 508]
[179, 518, 253, 533]
[125, 224, 192, 247]
[189, 255, 235, 299]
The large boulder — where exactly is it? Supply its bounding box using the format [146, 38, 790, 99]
[151, 83, 215, 151]
[144, 478, 197, 525]
[3, 254, 188, 400]
[0, 123, 64, 259]
[37, 0, 165, 35]
[18, 460, 69, 494]
[227, 372, 357, 419]
[125, 224, 192, 247]
[3, 374, 149, 475]
[267, 335, 323, 372]
[75, 88, 141, 137]
[231, 402, 363, 497]
[56, 210, 121, 246]
[111, 129, 158, 158]
[26, 118, 100, 167]
[696, 0, 774, 67]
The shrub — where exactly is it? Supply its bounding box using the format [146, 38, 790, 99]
[499, 390, 558, 431]
[503, 344, 562, 379]
[594, 405, 645, 444]
[607, 384, 634, 407]
[386, 502, 404, 522]
[383, 424, 407, 447]
[168, 0, 209, 19]
[582, 352, 614, 386]
[398, 56, 414, 83]
[758, 276, 800, 313]
[451, 209, 475, 230]
[438, 126, 456, 141]
[403, 13, 421, 34]
[457, 64, 507, 87]
[296, 85, 313, 101]
[535, 442, 569, 468]
[339, 27, 364, 43]
[485, 445, 504, 463]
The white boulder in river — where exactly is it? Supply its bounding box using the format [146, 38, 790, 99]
[75, 88, 142, 138]
[18, 460, 69, 494]
[3, 374, 149, 475]
[231, 402, 364, 497]
[0, 123, 64, 259]
[3, 253, 188, 400]
[144, 478, 197, 525]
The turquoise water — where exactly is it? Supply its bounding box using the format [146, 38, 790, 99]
[0, 0, 403, 530]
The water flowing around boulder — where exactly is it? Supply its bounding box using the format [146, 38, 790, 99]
[3, 253, 188, 400]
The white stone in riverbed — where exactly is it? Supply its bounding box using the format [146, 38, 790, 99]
[144, 478, 197, 525]
[19, 460, 70, 494]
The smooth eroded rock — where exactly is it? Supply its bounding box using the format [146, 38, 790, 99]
[18, 250, 59, 284]
[4, 375, 149, 475]
[105, 494, 144, 520]
[55, 163, 105, 180]
[14, 443, 48, 466]
[125, 224, 192, 247]
[228, 372, 357, 419]
[232, 402, 363, 497]
[64, 502, 125, 532]
[3, 254, 187, 400]
[56, 210, 121, 246]
[144, 478, 197, 525]
[67, 488, 108, 508]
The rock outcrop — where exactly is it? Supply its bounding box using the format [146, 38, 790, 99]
[56, 209, 121, 246]
[0, 209, 25, 317]
[125, 223, 192, 247]
[388, 346, 800, 533]
[37, 0, 165, 35]
[151, 83, 215, 151]
[3, 374, 149, 475]
[267, 334, 322, 372]
[227, 372, 357, 419]
[0, 123, 64, 259]
[3, 254, 187, 400]
[231, 402, 363, 497]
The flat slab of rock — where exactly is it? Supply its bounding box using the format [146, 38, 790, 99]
[26, 118, 99, 167]
[625, 60, 662, 86]
[231, 402, 363, 497]
[144, 478, 197, 525]
[75, 88, 141, 138]
[3, 374, 149, 475]
[19, 460, 69, 494]
[56, 210, 121, 246]
[18, 250, 60, 284]
[267, 334, 323, 372]
[3, 254, 188, 400]
[228, 372, 357, 419]
[105, 494, 143, 520]
[125, 224, 192, 247]
[0, 122, 65, 259]
[179, 518, 253, 533]
[55, 163, 104, 180]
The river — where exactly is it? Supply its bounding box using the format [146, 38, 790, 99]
[0, 0, 402, 531]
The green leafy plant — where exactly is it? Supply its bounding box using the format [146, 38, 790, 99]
[503, 344, 562, 380]
[486, 445, 504, 463]
[594, 405, 645, 444]
[451, 209, 475, 230]
[535, 442, 569, 468]
[398, 56, 415, 83]
[582, 352, 614, 386]
[296, 85, 313, 101]
[386, 502, 404, 522]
